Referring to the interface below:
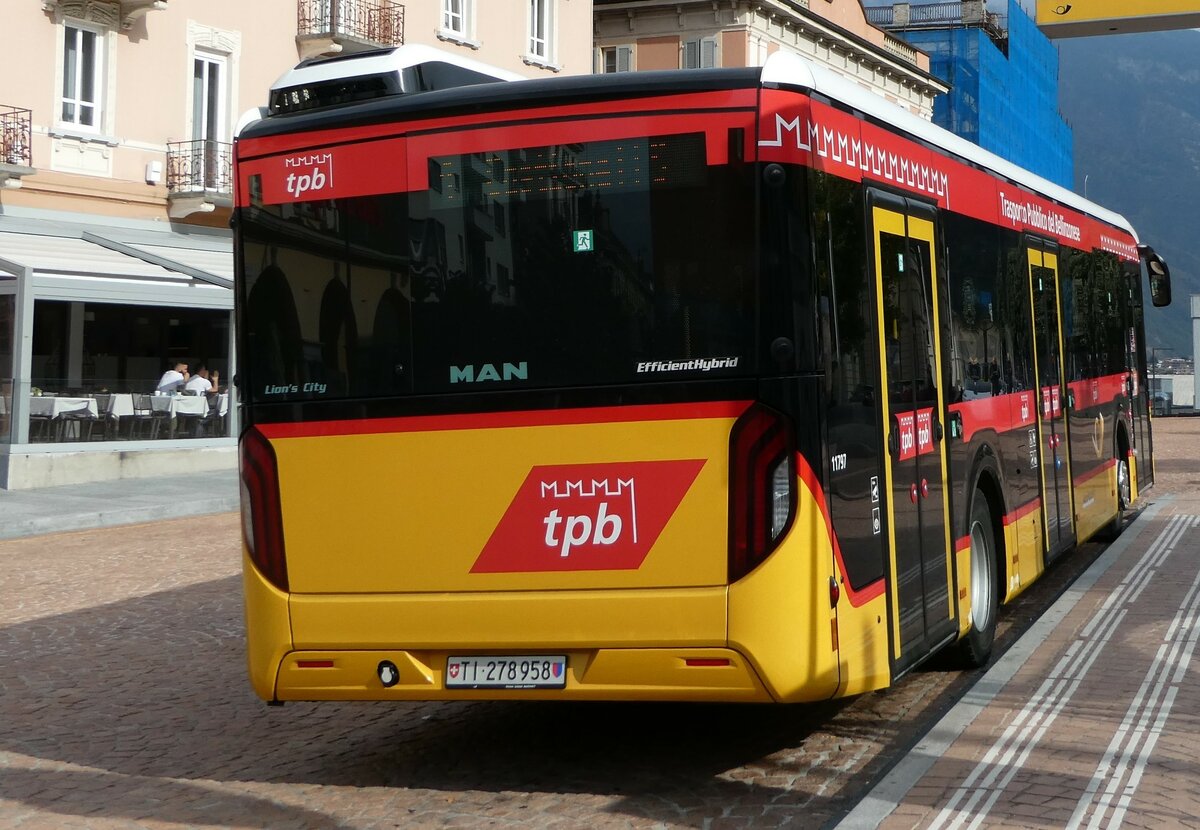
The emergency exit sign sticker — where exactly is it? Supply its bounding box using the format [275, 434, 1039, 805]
[573, 230, 594, 252]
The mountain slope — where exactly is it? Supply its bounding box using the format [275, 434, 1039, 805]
[1058, 29, 1200, 358]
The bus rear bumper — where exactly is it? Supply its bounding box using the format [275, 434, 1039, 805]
[273, 647, 772, 702]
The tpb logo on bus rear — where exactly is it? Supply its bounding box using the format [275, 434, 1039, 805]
[540, 476, 637, 559]
[284, 152, 333, 198]
[472, 460, 706, 573]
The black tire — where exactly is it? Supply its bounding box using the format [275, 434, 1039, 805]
[957, 491, 998, 669]
[1111, 442, 1131, 537]
[1100, 436, 1131, 541]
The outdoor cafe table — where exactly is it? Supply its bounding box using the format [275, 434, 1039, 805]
[27, 395, 99, 441]
[27, 396, 99, 418]
[150, 393, 207, 437]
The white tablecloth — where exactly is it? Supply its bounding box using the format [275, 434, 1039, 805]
[108, 393, 135, 418]
[150, 394, 209, 417]
[29, 396, 98, 418]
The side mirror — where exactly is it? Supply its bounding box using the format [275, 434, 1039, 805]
[1140, 245, 1172, 307]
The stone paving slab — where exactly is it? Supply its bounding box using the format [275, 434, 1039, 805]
[0, 469, 239, 540]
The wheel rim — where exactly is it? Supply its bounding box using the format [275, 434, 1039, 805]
[1116, 457, 1131, 510]
[970, 520, 993, 632]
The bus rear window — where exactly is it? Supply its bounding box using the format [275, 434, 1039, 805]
[239, 132, 755, 402]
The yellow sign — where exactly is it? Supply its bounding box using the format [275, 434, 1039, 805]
[1037, 0, 1200, 36]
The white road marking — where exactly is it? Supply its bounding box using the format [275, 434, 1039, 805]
[1069, 516, 1200, 829]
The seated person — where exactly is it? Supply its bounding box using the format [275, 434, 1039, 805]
[184, 364, 219, 395]
[156, 362, 189, 394]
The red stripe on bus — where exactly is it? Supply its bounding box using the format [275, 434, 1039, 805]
[795, 451, 885, 608]
[1066, 372, 1128, 410]
[1075, 458, 1116, 486]
[758, 90, 1139, 260]
[950, 391, 1037, 442]
[953, 497, 1042, 551]
[1004, 497, 1042, 525]
[256, 400, 754, 439]
[236, 89, 759, 159]
[239, 110, 754, 205]
[950, 372, 1130, 443]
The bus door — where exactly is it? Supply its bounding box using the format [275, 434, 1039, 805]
[1124, 259, 1153, 490]
[869, 191, 957, 676]
[1027, 241, 1075, 558]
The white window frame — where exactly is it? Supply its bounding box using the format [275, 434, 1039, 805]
[599, 45, 633, 74]
[192, 51, 229, 144]
[439, 0, 480, 48]
[185, 22, 241, 142]
[182, 23, 242, 198]
[58, 20, 107, 133]
[525, 0, 558, 70]
[683, 36, 718, 70]
[191, 51, 230, 191]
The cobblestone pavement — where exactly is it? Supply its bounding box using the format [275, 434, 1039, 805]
[2, 419, 1194, 830]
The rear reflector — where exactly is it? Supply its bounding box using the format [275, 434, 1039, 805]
[729, 404, 796, 582]
[240, 426, 288, 592]
[685, 658, 731, 667]
[297, 660, 334, 669]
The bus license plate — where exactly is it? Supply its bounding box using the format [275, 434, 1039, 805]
[445, 655, 567, 689]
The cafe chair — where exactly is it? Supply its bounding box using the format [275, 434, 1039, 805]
[129, 393, 162, 439]
[92, 393, 116, 440]
[199, 394, 227, 437]
[58, 408, 97, 442]
[28, 411, 53, 442]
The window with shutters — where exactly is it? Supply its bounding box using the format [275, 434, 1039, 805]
[602, 45, 633, 73]
[683, 37, 717, 69]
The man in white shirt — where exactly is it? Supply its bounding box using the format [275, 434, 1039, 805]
[184, 365, 219, 395]
[156, 362, 189, 393]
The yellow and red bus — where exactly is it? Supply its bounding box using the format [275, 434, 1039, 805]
[234, 46, 1172, 703]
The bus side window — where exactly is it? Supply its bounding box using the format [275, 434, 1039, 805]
[813, 171, 885, 591]
[944, 214, 1004, 404]
[245, 263, 304, 391]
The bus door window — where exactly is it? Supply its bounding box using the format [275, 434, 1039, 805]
[871, 196, 955, 674]
[1125, 257, 1152, 485]
[1028, 243, 1074, 557]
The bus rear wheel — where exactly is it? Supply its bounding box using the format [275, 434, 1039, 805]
[957, 492, 998, 669]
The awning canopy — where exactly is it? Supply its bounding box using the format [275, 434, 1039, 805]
[0, 213, 233, 309]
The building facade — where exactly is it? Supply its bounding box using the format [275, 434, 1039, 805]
[0, 0, 592, 489]
[866, 0, 1074, 188]
[593, 0, 949, 119]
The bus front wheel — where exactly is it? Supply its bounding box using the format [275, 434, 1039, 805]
[957, 492, 998, 669]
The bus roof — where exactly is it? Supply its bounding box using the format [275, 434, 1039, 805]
[760, 51, 1137, 241]
[238, 46, 1135, 241]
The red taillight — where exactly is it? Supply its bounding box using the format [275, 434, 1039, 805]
[240, 426, 288, 592]
[728, 404, 796, 582]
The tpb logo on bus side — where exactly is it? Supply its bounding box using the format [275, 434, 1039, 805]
[284, 152, 334, 198]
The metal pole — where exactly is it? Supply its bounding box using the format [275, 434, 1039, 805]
[1191, 295, 1200, 412]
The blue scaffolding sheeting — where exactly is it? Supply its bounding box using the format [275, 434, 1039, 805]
[869, 2, 1074, 189]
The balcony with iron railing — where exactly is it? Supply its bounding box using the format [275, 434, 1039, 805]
[296, 0, 405, 60]
[165, 139, 232, 218]
[0, 106, 34, 189]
